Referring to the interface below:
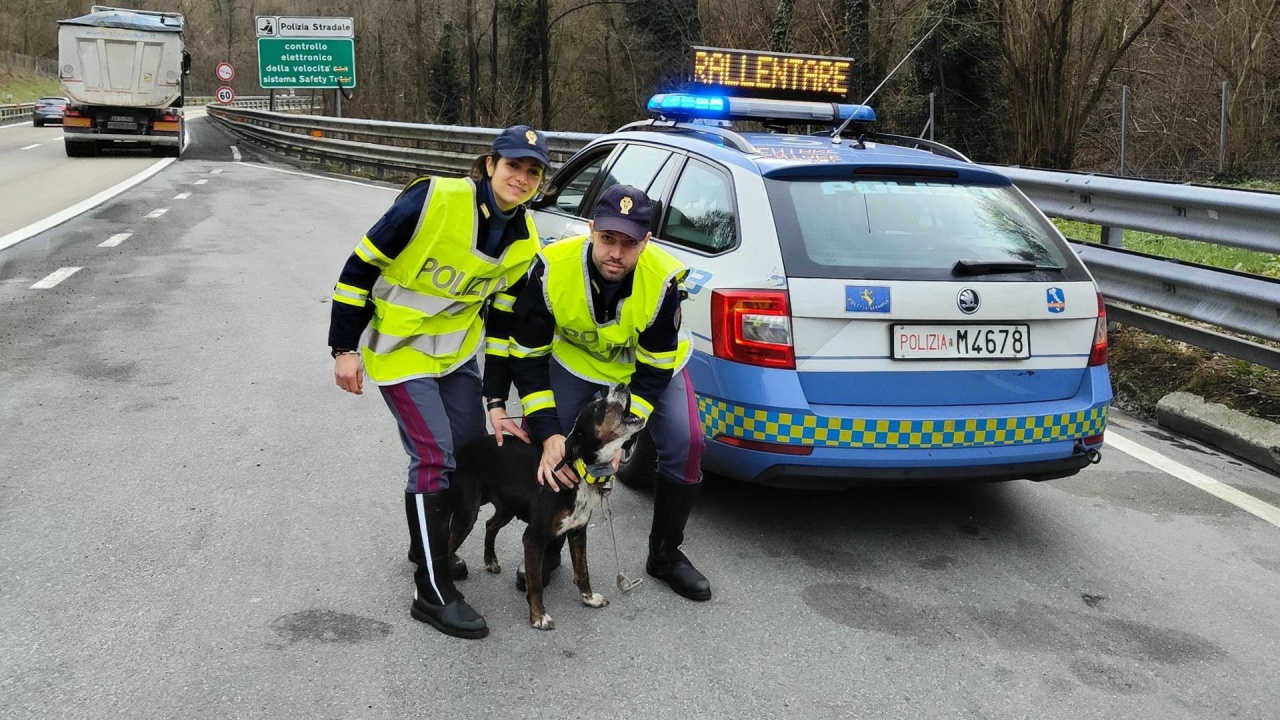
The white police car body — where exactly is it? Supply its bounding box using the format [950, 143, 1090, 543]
[531, 63, 1110, 488]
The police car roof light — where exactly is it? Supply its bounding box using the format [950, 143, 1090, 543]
[647, 94, 875, 125]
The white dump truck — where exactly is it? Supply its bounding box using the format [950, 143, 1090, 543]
[58, 6, 191, 157]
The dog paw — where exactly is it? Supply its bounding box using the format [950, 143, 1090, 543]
[485, 561, 501, 574]
[581, 593, 608, 608]
[531, 614, 555, 630]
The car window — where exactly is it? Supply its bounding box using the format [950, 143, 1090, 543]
[550, 151, 610, 215]
[599, 144, 674, 199]
[660, 158, 737, 253]
[765, 178, 1075, 279]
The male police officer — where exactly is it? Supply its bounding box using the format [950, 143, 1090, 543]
[505, 184, 711, 601]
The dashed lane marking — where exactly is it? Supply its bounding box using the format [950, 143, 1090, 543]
[0, 159, 175, 252]
[31, 267, 82, 289]
[145, 208, 168, 219]
[99, 233, 132, 247]
[1107, 430, 1280, 529]
[194, 179, 208, 185]
[211, 169, 224, 174]
[20, 143, 40, 150]
[174, 192, 191, 200]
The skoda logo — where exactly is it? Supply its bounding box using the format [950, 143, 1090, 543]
[957, 288, 980, 314]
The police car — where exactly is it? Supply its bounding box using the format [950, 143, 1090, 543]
[530, 48, 1110, 489]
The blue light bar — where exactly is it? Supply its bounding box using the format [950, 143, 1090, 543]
[646, 93, 875, 124]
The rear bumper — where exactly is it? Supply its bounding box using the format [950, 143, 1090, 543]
[691, 356, 1112, 487]
[64, 130, 179, 146]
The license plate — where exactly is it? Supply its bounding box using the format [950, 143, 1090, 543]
[892, 324, 1030, 360]
[110, 115, 135, 122]
[107, 121, 137, 130]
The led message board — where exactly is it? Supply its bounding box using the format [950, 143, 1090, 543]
[691, 47, 853, 102]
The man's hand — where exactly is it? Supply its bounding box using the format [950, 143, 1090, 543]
[489, 406, 530, 446]
[334, 353, 364, 395]
[537, 434, 580, 492]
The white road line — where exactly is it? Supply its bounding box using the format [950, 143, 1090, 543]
[99, 232, 132, 247]
[21, 143, 40, 150]
[0, 158, 175, 252]
[31, 267, 82, 289]
[145, 208, 168, 219]
[211, 169, 224, 174]
[174, 192, 191, 200]
[242, 162, 397, 191]
[1107, 430, 1280, 529]
[194, 179, 208, 185]
[230, 145, 241, 161]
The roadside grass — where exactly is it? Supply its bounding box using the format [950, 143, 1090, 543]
[0, 69, 62, 103]
[1051, 183, 1280, 424]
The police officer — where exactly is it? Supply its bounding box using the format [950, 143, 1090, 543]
[509, 184, 711, 601]
[329, 125, 550, 639]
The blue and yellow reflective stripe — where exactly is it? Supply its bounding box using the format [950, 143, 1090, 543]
[353, 236, 392, 268]
[485, 337, 511, 357]
[332, 282, 369, 308]
[636, 346, 679, 370]
[491, 292, 517, 313]
[698, 396, 1108, 449]
[630, 395, 654, 423]
[510, 341, 552, 359]
[521, 390, 556, 416]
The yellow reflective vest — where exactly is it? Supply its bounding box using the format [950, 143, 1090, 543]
[541, 235, 691, 385]
[363, 177, 539, 383]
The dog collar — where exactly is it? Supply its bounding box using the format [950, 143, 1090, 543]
[573, 457, 614, 485]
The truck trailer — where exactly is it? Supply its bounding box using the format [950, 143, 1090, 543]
[58, 6, 191, 157]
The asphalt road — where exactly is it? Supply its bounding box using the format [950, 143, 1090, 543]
[1, 117, 1279, 719]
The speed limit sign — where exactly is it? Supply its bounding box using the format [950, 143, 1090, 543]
[215, 85, 235, 104]
[215, 62, 235, 82]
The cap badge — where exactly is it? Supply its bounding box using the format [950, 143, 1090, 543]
[619, 197, 633, 215]
[525, 129, 537, 145]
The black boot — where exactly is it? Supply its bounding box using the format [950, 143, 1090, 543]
[646, 480, 712, 601]
[515, 533, 565, 591]
[407, 545, 467, 580]
[404, 492, 488, 639]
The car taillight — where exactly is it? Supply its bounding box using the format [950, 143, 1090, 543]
[1088, 292, 1108, 366]
[711, 289, 795, 369]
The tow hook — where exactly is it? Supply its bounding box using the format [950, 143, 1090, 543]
[1074, 440, 1103, 464]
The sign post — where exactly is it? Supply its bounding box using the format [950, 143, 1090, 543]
[215, 86, 235, 105]
[256, 16, 355, 116]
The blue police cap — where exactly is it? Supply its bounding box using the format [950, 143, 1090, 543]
[491, 125, 550, 167]
[593, 184, 653, 241]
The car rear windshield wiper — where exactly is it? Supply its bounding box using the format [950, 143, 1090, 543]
[952, 259, 1061, 276]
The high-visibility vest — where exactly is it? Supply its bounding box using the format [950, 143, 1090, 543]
[541, 235, 691, 385]
[363, 177, 538, 383]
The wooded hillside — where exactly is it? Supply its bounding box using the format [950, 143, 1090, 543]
[4, 0, 1276, 178]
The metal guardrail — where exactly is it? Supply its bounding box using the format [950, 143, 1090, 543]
[0, 103, 35, 124]
[205, 107, 1280, 369]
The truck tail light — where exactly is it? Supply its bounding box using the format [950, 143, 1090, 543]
[711, 289, 795, 369]
[1089, 293, 1108, 366]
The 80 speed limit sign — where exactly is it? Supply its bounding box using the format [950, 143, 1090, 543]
[215, 86, 235, 104]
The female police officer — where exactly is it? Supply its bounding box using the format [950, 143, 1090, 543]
[328, 125, 549, 639]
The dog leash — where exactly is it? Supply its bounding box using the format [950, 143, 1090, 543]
[601, 490, 642, 593]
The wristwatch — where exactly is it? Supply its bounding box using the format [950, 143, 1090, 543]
[331, 347, 359, 358]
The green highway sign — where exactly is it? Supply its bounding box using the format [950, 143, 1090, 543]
[258, 37, 356, 89]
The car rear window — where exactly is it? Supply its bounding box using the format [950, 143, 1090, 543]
[765, 178, 1076, 280]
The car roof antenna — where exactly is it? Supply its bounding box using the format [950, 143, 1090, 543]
[831, 11, 948, 145]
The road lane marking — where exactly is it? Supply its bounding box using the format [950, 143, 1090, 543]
[21, 143, 40, 150]
[194, 179, 208, 185]
[174, 192, 191, 200]
[231, 145, 241, 161]
[243, 162, 396, 191]
[99, 232, 132, 247]
[145, 208, 168, 218]
[31, 267, 82, 289]
[211, 169, 223, 174]
[1107, 430, 1280, 528]
[0, 158, 175, 252]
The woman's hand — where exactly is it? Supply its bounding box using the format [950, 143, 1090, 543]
[489, 405, 530, 446]
[334, 353, 363, 395]
[537, 435, 580, 492]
